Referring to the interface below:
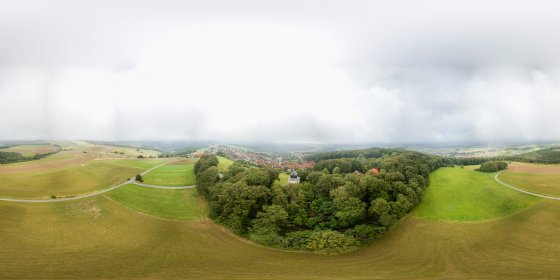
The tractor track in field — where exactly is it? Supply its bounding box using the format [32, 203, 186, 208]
[495, 171, 560, 201]
[0, 160, 196, 203]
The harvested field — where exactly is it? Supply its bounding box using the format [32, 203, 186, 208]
[499, 162, 560, 198]
[0, 144, 60, 157]
[507, 162, 560, 174]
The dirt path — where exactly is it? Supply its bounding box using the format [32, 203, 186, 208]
[0, 161, 193, 203]
[495, 171, 560, 201]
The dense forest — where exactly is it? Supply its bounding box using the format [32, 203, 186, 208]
[196, 149, 440, 254]
[305, 148, 407, 162]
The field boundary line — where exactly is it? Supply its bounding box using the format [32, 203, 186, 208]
[0, 160, 175, 203]
[495, 171, 560, 201]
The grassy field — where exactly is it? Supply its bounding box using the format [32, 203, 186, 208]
[414, 167, 540, 221]
[0, 144, 60, 156]
[0, 143, 168, 199]
[2, 158, 560, 279]
[93, 143, 161, 159]
[278, 172, 289, 186]
[102, 158, 171, 169]
[217, 156, 234, 172]
[105, 184, 207, 220]
[143, 160, 196, 186]
[499, 162, 560, 197]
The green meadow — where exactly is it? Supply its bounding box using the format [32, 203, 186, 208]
[106, 184, 207, 220]
[414, 167, 540, 221]
[142, 162, 196, 186]
[217, 156, 234, 172]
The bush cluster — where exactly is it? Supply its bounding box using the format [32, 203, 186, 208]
[478, 161, 508, 172]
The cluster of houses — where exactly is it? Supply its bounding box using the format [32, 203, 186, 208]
[202, 145, 316, 171]
[432, 150, 502, 159]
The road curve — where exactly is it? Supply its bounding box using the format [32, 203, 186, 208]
[495, 171, 560, 201]
[0, 160, 191, 203]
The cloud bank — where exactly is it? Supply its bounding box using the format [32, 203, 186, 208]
[1, 0, 560, 144]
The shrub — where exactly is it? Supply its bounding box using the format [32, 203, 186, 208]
[479, 161, 508, 172]
[305, 230, 358, 255]
[281, 230, 314, 250]
[194, 155, 219, 174]
[345, 224, 385, 244]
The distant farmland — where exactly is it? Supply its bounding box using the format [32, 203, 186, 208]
[0, 144, 60, 157]
[0, 143, 170, 199]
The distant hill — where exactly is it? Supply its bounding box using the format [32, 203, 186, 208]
[512, 147, 560, 164]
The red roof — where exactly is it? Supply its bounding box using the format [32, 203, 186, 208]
[369, 167, 380, 174]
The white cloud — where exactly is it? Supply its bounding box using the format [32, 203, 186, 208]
[1, 1, 560, 144]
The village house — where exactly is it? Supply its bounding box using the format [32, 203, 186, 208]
[369, 167, 381, 174]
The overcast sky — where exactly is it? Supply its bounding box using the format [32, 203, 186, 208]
[1, 0, 560, 144]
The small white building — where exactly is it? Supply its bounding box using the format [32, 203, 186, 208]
[288, 170, 300, 184]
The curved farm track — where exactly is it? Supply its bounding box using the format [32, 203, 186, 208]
[495, 171, 560, 200]
[0, 161, 192, 203]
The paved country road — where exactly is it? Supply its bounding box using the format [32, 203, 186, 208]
[0, 160, 196, 203]
[495, 171, 560, 201]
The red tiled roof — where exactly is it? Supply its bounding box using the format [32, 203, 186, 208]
[370, 167, 380, 174]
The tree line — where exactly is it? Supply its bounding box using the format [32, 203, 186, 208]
[195, 149, 440, 254]
[438, 147, 560, 166]
[0, 146, 61, 164]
